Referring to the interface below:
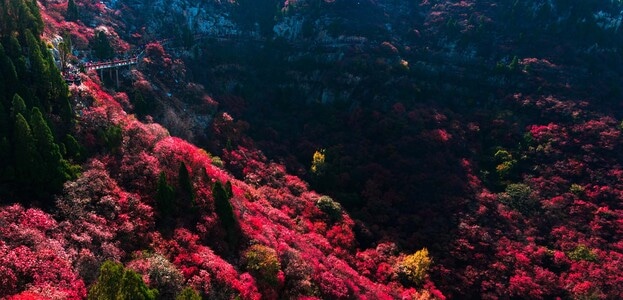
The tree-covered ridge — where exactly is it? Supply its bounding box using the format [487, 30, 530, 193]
[0, 0, 77, 199]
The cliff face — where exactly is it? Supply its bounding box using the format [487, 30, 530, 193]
[105, 0, 623, 108]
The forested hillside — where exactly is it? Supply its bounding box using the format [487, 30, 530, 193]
[1, 0, 623, 299]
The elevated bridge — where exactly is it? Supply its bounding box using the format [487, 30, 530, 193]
[84, 57, 138, 71]
[81, 57, 139, 88]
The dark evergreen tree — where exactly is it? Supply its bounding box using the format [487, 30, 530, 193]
[88, 261, 158, 300]
[24, 29, 49, 108]
[0, 101, 8, 138]
[10, 93, 27, 121]
[213, 181, 236, 232]
[30, 107, 73, 193]
[0, 137, 12, 180]
[93, 31, 114, 60]
[0, 44, 19, 100]
[98, 124, 122, 152]
[5, 37, 30, 100]
[132, 90, 149, 115]
[64, 134, 84, 162]
[12, 113, 38, 187]
[117, 270, 159, 300]
[0, 0, 43, 37]
[43, 41, 70, 111]
[177, 162, 195, 208]
[180, 24, 194, 49]
[224, 180, 233, 198]
[156, 172, 175, 213]
[58, 33, 72, 70]
[0, 0, 76, 200]
[155, 171, 175, 231]
[24, 0, 44, 36]
[176, 287, 201, 300]
[66, 0, 79, 21]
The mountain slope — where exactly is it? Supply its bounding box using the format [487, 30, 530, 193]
[2, 0, 623, 298]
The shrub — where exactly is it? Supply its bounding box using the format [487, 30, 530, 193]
[176, 287, 201, 300]
[316, 195, 342, 221]
[494, 149, 517, 179]
[128, 253, 184, 299]
[88, 261, 158, 300]
[244, 244, 281, 286]
[569, 184, 584, 196]
[499, 183, 538, 213]
[567, 245, 597, 262]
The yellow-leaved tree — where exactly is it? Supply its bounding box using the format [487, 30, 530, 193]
[310, 149, 326, 174]
[396, 248, 432, 286]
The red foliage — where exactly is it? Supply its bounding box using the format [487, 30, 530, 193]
[0, 205, 86, 299]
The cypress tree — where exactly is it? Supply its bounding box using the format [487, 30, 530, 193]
[155, 172, 175, 231]
[0, 101, 8, 138]
[89, 261, 124, 300]
[64, 134, 83, 161]
[132, 90, 149, 115]
[0, 100, 8, 178]
[24, 29, 50, 108]
[93, 31, 114, 60]
[156, 172, 175, 213]
[24, 0, 44, 36]
[176, 287, 201, 300]
[6, 36, 30, 98]
[58, 33, 72, 70]
[11, 93, 27, 121]
[117, 270, 159, 300]
[5, 35, 22, 57]
[0, 44, 18, 100]
[224, 180, 233, 198]
[44, 42, 69, 106]
[213, 181, 236, 231]
[0, 137, 12, 180]
[66, 0, 79, 21]
[30, 107, 54, 150]
[178, 162, 195, 209]
[88, 261, 158, 300]
[13, 113, 38, 186]
[30, 107, 71, 192]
